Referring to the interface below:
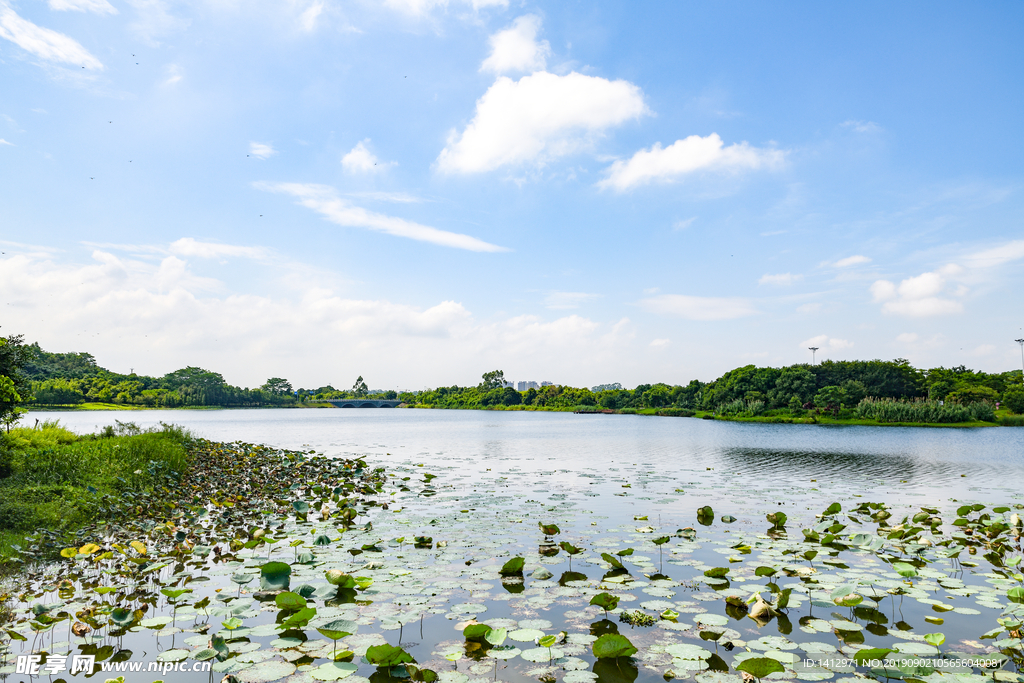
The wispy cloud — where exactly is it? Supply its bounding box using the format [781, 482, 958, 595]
[841, 120, 881, 134]
[0, 138, 13, 146]
[257, 182, 508, 253]
[800, 334, 852, 351]
[543, 291, 599, 310]
[168, 238, 268, 260]
[964, 239, 1024, 269]
[249, 142, 276, 159]
[758, 273, 801, 286]
[830, 255, 871, 268]
[0, 1, 103, 69]
[48, 0, 117, 14]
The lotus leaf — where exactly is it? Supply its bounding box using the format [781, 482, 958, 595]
[365, 643, 415, 667]
[499, 557, 525, 576]
[260, 561, 291, 590]
[275, 592, 307, 610]
[592, 633, 637, 659]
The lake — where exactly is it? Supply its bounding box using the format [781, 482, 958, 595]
[7, 408, 1023, 683]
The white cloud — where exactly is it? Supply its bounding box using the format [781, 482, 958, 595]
[672, 217, 696, 231]
[832, 254, 871, 268]
[0, 138, 13, 146]
[870, 266, 964, 317]
[758, 273, 801, 286]
[124, 0, 189, 45]
[543, 291, 598, 310]
[638, 294, 756, 321]
[48, 0, 117, 14]
[258, 182, 508, 252]
[249, 142, 276, 159]
[650, 338, 669, 347]
[970, 344, 996, 357]
[383, 0, 506, 16]
[896, 333, 918, 343]
[163, 63, 182, 86]
[800, 334, 852, 351]
[341, 139, 395, 173]
[437, 71, 647, 173]
[0, 249, 640, 389]
[0, 1, 103, 69]
[168, 238, 268, 260]
[841, 120, 881, 134]
[964, 240, 1024, 269]
[598, 133, 784, 191]
[347, 191, 422, 204]
[480, 14, 550, 75]
[797, 303, 821, 314]
[298, 0, 323, 31]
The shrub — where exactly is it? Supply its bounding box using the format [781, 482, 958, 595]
[946, 386, 1000, 405]
[855, 397, 995, 423]
[657, 408, 694, 417]
[1000, 415, 1024, 427]
[1004, 386, 1024, 415]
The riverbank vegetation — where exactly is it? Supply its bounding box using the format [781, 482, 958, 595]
[0, 420, 190, 565]
[5, 333, 1024, 425]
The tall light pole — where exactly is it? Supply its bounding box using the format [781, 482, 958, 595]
[1016, 338, 1024, 383]
[808, 346, 819, 365]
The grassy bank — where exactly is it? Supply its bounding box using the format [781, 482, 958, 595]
[0, 420, 190, 567]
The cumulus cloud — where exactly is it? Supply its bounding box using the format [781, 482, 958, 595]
[480, 14, 550, 75]
[249, 142, 276, 159]
[437, 71, 647, 173]
[870, 265, 964, 317]
[0, 249, 637, 388]
[832, 255, 871, 268]
[258, 182, 508, 252]
[800, 335, 852, 352]
[48, 0, 116, 13]
[758, 273, 801, 286]
[638, 294, 756, 321]
[543, 291, 599, 310]
[598, 134, 784, 191]
[0, 1, 103, 69]
[341, 140, 395, 173]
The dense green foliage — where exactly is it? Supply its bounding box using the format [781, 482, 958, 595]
[7, 334, 1023, 422]
[402, 361, 1020, 423]
[0, 421, 189, 556]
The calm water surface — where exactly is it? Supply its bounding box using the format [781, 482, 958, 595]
[12, 408, 1022, 683]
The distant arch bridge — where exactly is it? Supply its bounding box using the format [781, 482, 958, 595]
[326, 399, 402, 408]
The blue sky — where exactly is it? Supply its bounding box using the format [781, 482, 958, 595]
[2, 0, 1023, 391]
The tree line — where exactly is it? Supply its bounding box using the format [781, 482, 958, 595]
[1, 333, 1022, 426]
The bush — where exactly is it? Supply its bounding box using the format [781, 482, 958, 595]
[947, 386, 1000, 405]
[1000, 415, 1024, 427]
[1004, 386, 1024, 414]
[657, 408, 694, 417]
[855, 397, 995, 423]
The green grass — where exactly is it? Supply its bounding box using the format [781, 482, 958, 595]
[0, 421, 190, 563]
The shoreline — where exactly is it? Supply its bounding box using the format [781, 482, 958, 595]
[26, 401, 1021, 428]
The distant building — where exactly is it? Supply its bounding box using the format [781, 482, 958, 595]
[517, 381, 526, 391]
[517, 380, 541, 390]
[541, 381, 554, 387]
[501, 380, 514, 388]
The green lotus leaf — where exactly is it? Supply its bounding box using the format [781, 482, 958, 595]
[592, 633, 637, 659]
[260, 561, 291, 590]
[365, 643, 414, 667]
[736, 657, 785, 679]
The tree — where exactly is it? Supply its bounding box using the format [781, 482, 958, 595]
[0, 334, 31, 431]
[946, 386, 999, 405]
[769, 366, 816, 407]
[841, 379, 867, 406]
[0, 375, 24, 432]
[262, 377, 293, 395]
[479, 370, 506, 390]
[814, 385, 846, 416]
[1004, 386, 1024, 415]
[352, 376, 368, 397]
